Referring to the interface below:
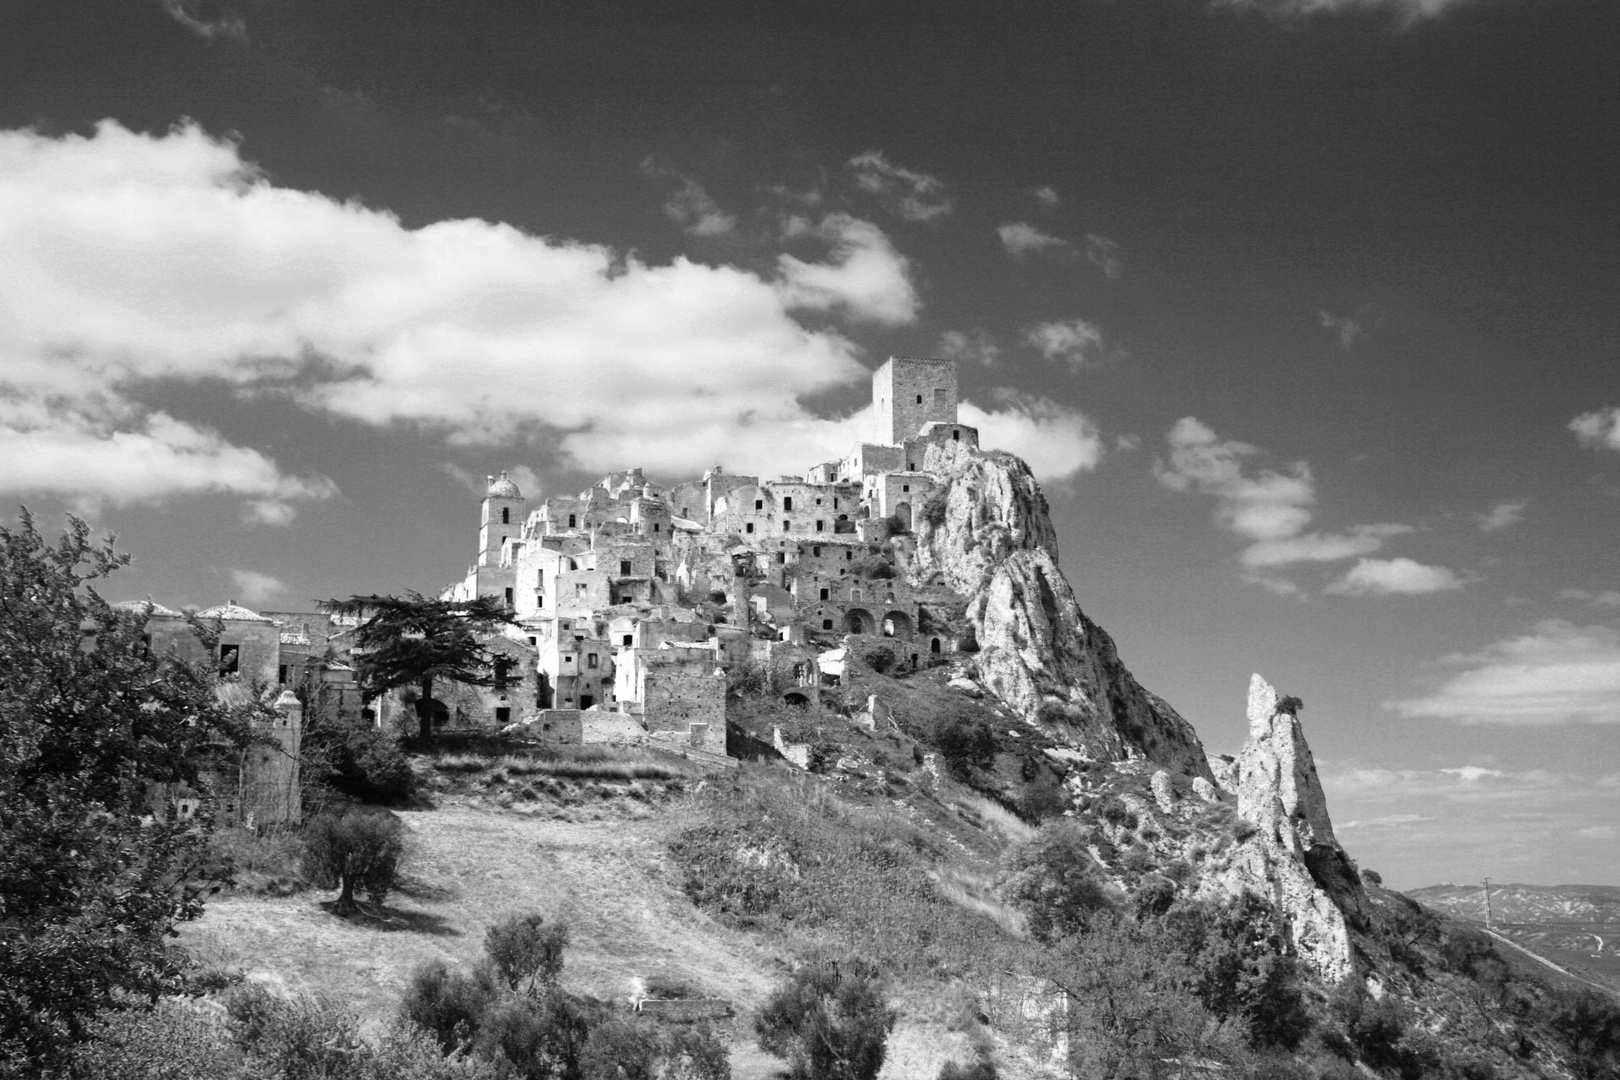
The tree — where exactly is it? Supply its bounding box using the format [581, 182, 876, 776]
[0, 512, 254, 1069]
[755, 958, 896, 1080]
[301, 809, 406, 915]
[484, 912, 568, 996]
[998, 821, 1120, 943]
[320, 593, 512, 742]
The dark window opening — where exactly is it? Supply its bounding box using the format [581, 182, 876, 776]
[819, 588, 830, 600]
[952, 429, 960, 441]
[504, 587, 514, 608]
[620, 560, 632, 576]
[218, 644, 240, 675]
[494, 658, 512, 689]
[278, 664, 288, 684]
[581, 694, 595, 709]
[755, 499, 764, 511]
[587, 653, 599, 669]
[496, 707, 511, 724]
[782, 519, 790, 532]
[501, 507, 510, 524]
[915, 394, 923, 403]
[745, 522, 755, 534]
[816, 520, 825, 532]
[622, 634, 633, 646]
[568, 514, 577, 527]
[822, 619, 834, 630]
[812, 545, 821, 556]
[783, 496, 793, 511]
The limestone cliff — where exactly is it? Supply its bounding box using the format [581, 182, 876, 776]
[1206, 673, 1364, 982]
[915, 442, 1211, 780]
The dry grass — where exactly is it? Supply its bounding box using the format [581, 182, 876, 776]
[431, 748, 681, 781]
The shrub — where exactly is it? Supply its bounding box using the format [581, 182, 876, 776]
[301, 809, 406, 914]
[485, 912, 568, 995]
[1360, 868, 1383, 887]
[937, 1057, 996, 1080]
[755, 958, 896, 1080]
[921, 493, 949, 529]
[68, 1000, 241, 1080]
[936, 718, 997, 777]
[1274, 694, 1303, 717]
[400, 959, 499, 1054]
[1093, 794, 1137, 830]
[999, 821, 1119, 943]
[862, 646, 896, 674]
[473, 993, 596, 1080]
[333, 723, 416, 804]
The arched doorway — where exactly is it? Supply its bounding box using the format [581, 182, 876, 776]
[844, 608, 876, 635]
[930, 637, 942, 654]
[882, 611, 913, 639]
[894, 502, 912, 530]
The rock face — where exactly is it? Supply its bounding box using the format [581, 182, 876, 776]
[1212, 674, 1364, 982]
[916, 442, 1211, 780]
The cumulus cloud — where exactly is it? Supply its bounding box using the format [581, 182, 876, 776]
[997, 222, 1067, 256]
[663, 180, 737, 237]
[1156, 417, 1433, 593]
[1024, 319, 1105, 371]
[777, 213, 919, 324]
[1325, 557, 1465, 596]
[960, 392, 1105, 484]
[1570, 407, 1620, 451]
[229, 569, 288, 605]
[936, 329, 1002, 368]
[1218, 0, 1477, 25]
[1476, 501, 1526, 533]
[1391, 621, 1620, 724]
[0, 121, 941, 488]
[1084, 234, 1122, 279]
[1034, 185, 1060, 207]
[846, 151, 951, 222]
[160, 0, 248, 43]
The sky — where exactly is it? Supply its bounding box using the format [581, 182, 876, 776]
[1, 0, 1616, 889]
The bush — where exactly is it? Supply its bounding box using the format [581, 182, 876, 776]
[68, 1000, 242, 1080]
[1360, 868, 1383, 887]
[400, 959, 498, 1054]
[485, 912, 568, 995]
[756, 958, 896, 1080]
[921, 493, 949, 529]
[1093, 794, 1137, 830]
[936, 718, 997, 777]
[937, 1057, 996, 1080]
[301, 809, 406, 914]
[999, 821, 1119, 943]
[333, 723, 416, 804]
[862, 646, 897, 674]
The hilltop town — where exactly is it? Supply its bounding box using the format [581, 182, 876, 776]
[120, 357, 988, 782]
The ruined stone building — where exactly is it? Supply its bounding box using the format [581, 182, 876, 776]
[436, 356, 980, 762]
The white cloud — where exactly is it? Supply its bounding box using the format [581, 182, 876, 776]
[1157, 417, 1441, 594]
[960, 393, 1105, 484]
[1034, 185, 1060, 207]
[1024, 319, 1105, 371]
[846, 151, 951, 222]
[663, 180, 736, 237]
[1084, 235, 1122, 279]
[1440, 766, 1505, 783]
[1570, 407, 1620, 451]
[229, 569, 288, 605]
[1155, 418, 1316, 543]
[1325, 557, 1465, 596]
[0, 121, 939, 487]
[936, 329, 1001, 368]
[1217, 0, 1476, 25]
[1476, 501, 1526, 533]
[1337, 813, 1436, 829]
[776, 213, 919, 325]
[1577, 825, 1619, 841]
[1240, 524, 1412, 569]
[161, 0, 248, 43]
[1559, 589, 1620, 608]
[1391, 621, 1620, 725]
[997, 222, 1067, 256]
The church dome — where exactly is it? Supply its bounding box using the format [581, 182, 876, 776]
[486, 471, 522, 499]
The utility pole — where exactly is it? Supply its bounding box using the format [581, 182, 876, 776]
[1483, 877, 1493, 930]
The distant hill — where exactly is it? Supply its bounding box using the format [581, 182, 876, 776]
[1409, 882, 1620, 995]
[1407, 882, 1620, 925]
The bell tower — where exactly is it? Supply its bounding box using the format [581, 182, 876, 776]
[478, 471, 527, 568]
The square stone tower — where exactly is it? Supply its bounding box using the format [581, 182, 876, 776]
[872, 356, 958, 445]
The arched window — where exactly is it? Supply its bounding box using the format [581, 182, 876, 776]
[501, 507, 510, 524]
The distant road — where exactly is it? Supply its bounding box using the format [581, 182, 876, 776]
[1486, 929, 1618, 998]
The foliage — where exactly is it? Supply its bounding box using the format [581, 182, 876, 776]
[1038, 917, 1247, 1080]
[1159, 894, 1309, 1050]
[1543, 987, 1620, 1080]
[755, 958, 896, 1080]
[1361, 867, 1383, 887]
[484, 912, 568, 995]
[331, 721, 416, 804]
[1327, 982, 1437, 1079]
[66, 999, 244, 1080]
[0, 513, 253, 1068]
[400, 959, 500, 1054]
[320, 592, 512, 742]
[228, 984, 496, 1080]
[861, 646, 896, 674]
[301, 809, 406, 914]
[936, 717, 996, 777]
[936, 1058, 996, 1080]
[725, 659, 776, 699]
[920, 492, 949, 529]
[998, 821, 1119, 943]
[1274, 694, 1304, 717]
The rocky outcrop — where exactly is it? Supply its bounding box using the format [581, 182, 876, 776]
[915, 442, 1211, 780]
[1207, 674, 1363, 982]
